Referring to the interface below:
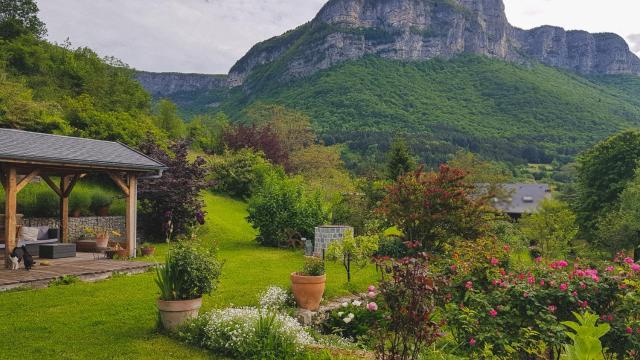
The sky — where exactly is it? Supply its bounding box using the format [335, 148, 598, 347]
[37, 0, 640, 74]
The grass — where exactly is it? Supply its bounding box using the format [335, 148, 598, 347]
[0, 192, 377, 358]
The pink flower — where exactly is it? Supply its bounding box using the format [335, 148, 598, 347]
[572, 291, 578, 297]
[559, 283, 568, 291]
[535, 257, 542, 263]
[580, 282, 587, 289]
[503, 245, 510, 253]
[557, 260, 568, 268]
[488, 309, 498, 317]
[367, 291, 376, 299]
[539, 280, 545, 286]
[465, 281, 473, 290]
[367, 302, 378, 311]
[523, 292, 529, 298]
[469, 338, 476, 346]
[627, 327, 633, 334]
[527, 276, 535, 284]
[450, 264, 457, 272]
[578, 300, 588, 308]
[490, 258, 499, 266]
[606, 266, 615, 272]
[608, 314, 614, 322]
[367, 285, 376, 292]
[631, 264, 640, 272]
[548, 305, 557, 313]
[624, 257, 634, 264]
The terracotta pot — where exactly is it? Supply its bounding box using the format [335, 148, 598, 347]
[95, 234, 109, 248]
[142, 247, 156, 256]
[115, 248, 128, 258]
[96, 206, 110, 217]
[157, 297, 202, 331]
[290, 272, 326, 311]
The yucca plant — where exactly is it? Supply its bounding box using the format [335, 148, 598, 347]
[561, 311, 611, 360]
[155, 253, 182, 301]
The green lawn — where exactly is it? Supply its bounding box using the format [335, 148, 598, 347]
[0, 193, 377, 359]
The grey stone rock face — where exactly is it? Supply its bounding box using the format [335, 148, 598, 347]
[229, 0, 640, 85]
[135, 71, 229, 96]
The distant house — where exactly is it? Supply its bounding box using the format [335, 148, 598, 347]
[490, 184, 552, 219]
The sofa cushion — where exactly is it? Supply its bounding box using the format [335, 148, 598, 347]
[19, 226, 39, 242]
[37, 226, 50, 240]
[48, 228, 59, 239]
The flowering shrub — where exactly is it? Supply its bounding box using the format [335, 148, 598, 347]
[444, 254, 640, 358]
[322, 292, 382, 344]
[259, 286, 291, 311]
[179, 307, 314, 359]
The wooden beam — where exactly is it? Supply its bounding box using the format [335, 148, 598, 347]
[125, 174, 137, 258]
[16, 169, 40, 193]
[59, 176, 70, 243]
[42, 176, 62, 197]
[63, 174, 80, 197]
[4, 167, 17, 268]
[108, 172, 129, 196]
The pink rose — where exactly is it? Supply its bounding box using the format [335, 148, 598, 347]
[548, 305, 557, 313]
[367, 285, 376, 292]
[469, 338, 476, 346]
[557, 260, 568, 268]
[559, 283, 568, 291]
[490, 258, 499, 266]
[503, 245, 510, 253]
[632, 264, 640, 272]
[627, 327, 633, 334]
[606, 266, 615, 272]
[465, 281, 473, 290]
[539, 280, 545, 286]
[534, 257, 542, 263]
[572, 291, 578, 297]
[488, 309, 498, 317]
[624, 257, 634, 264]
[367, 291, 376, 299]
[527, 276, 535, 284]
[523, 292, 529, 298]
[367, 302, 378, 311]
[450, 264, 457, 272]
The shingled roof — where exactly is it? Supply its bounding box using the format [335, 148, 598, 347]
[492, 184, 551, 215]
[0, 129, 165, 171]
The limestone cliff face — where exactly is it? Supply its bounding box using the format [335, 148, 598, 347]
[135, 71, 228, 96]
[228, 0, 640, 86]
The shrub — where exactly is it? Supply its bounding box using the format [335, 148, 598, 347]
[247, 172, 326, 247]
[322, 292, 382, 344]
[301, 257, 325, 276]
[562, 312, 610, 360]
[377, 164, 496, 253]
[69, 189, 91, 214]
[259, 286, 291, 311]
[222, 122, 289, 167]
[155, 242, 222, 301]
[326, 231, 378, 282]
[519, 199, 578, 258]
[89, 192, 112, 213]
[209, 149, 277, 199]
[179, 307, 314, 359]
[139, 140, 211, 241]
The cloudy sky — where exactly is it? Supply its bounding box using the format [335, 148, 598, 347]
[37, 0, 640, 74]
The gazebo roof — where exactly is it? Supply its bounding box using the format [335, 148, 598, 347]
[0, 129, 165, 172]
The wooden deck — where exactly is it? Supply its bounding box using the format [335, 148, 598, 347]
[0, 252, 155, 291]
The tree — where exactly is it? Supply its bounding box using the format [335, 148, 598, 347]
[448, 150, 512, 198]
[187, 112, 229, 154]
[138, 140, 211, 241]
[326, 230, 378, 282]
[247, 172, 326, 247]
[154, 99, 185, 140]
[209, 148, 278, 199]
[243, 103, 315, 154]
[0, 0, 47, 39]
[575, 130, 640, 237]
[386, 137, 415, 181]
[596, 169, 640, 259]
[519, 199, 578, 258]
[378, 165, 495, 253]
[223, 123, 288, 166]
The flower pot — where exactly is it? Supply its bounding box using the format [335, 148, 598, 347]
[95, 234, 109, 248]
[96, 206, 110, 217]
[142, 247, 156, 256]
[290, 272, 326, 311]
[157, 297, 202, 331]
[115, 248, 128, 258]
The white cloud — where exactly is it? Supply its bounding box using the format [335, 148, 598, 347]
[37, 0, 640, 73]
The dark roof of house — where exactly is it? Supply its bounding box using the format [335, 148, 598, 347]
[492, 183, 551, 215]
[0, 129, 166, 171]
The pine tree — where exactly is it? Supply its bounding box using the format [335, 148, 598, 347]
[386, 137, 416, 180]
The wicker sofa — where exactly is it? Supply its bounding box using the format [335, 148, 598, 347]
[0, 226, 59, 257]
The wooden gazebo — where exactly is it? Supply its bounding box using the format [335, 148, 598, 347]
[0, 129, 165, 267]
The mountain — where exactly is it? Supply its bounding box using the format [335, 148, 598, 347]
[135, 0, 640, 165]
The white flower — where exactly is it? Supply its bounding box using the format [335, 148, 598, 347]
[259, 286, 289, 310]
[343, 317, 352, 324]
[351, 300, 362, 306]
[337, 312, 344, 317]
[341, 302, 349, 307]
[347, 313, 354, 319]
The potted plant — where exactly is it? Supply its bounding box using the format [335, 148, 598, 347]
[84, 227, 120, 248]
[156, 243, 222, 331]
[90, 192, 113, 217]
[291, 256, 326, 311]
[113, 243, 128, 258]
[70, 191, 91, 217]
[141, 242, 156, 256]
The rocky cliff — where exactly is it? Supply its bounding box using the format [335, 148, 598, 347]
[228, 0, 640, 86]
[135, 71, 228, 96]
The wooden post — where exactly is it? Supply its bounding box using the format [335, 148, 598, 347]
[59, 176, 70, 243]
[125, 174, 138, 258]
[4, 167, 17, 268]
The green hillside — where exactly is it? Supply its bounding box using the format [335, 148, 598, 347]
[221, 56, 640, 165]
